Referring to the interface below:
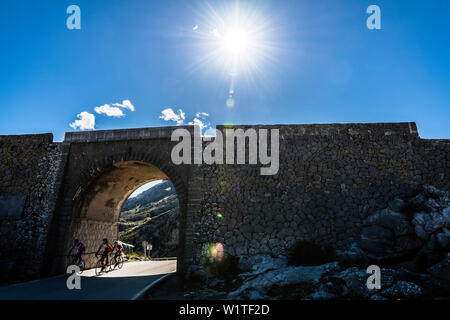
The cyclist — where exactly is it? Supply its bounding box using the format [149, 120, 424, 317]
[67, 239, 85, 267]
[96, 238, 113, 271]
[113, 241, 124, 260]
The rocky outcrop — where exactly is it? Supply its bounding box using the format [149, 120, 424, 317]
[359, 208, 421, 261]
[335, 243, 369, 268]
[359, 185, 449, 267]
[185, 186, 450, 300]
[188, 253, 448, 300]
[228, 256, 340, 299]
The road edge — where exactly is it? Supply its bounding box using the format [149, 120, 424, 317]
[131, 272, 175, 300]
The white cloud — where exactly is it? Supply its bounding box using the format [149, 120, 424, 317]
[188, 112, 211, 134]
[94, 104, 124, 117]
[188, 117, 208, 131]
[70, 99, 135, 130]
[69, 111, 95, 130]
[112, 99, 135, 112]
[159, 107, 212, 135]
[159, 108, 185, 125]
[196, 112, 209, 118]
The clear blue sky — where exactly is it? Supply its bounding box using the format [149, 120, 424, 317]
[129, 180, 164, 198]
[0, 0, 449, 141]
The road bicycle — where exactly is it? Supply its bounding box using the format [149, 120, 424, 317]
[110, 253, 124, 270]
[95, 254, 111, 276]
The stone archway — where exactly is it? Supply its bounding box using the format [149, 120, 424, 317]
[41, 127, 198, 277]
[66, 160, 175, 269]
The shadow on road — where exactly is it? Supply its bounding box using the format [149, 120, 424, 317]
[0, 272, 174, 300]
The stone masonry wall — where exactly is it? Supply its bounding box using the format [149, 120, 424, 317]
[0, 134, 64, 282]
[190, 123, 450, 264]
[0, 123, 448, 281]
[68, 219, 118, 269]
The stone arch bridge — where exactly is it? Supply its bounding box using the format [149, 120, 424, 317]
[0, 123, 448, 282]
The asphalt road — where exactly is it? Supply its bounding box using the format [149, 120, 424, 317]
[0, 260, 176, 300]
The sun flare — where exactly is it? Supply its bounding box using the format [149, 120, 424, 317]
[191, 2, 275, 78]
[221, 26, 252, 58]
[189, 2, 279, 108]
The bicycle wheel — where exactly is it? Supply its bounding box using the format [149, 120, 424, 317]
[79, 259, 85, 274]
[107, 257, 114, 271]
[117, 257, 124, 269]
[95, 260, 103, 276]
[110, 257, 117, 270]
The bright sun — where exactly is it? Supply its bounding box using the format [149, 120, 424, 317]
[191, 2, 278, 107]
[213, 24, 258, 76]
[192, 2, 274, 77]
[221, 26, 252, 59]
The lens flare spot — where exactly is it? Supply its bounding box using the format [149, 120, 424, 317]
[217, 213, 223, 218]
[209, 245, 217, 257]
[226, 97, 235, 108]
[215, 242, 224, 262]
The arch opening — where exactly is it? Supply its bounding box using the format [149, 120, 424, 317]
[66, 160, 181, 270]
[119, 179, 180, 259]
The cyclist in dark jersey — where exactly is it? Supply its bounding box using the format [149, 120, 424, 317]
[96, 238, 113, 271]
[67, 239, 85, 267]
[113, 241, 124, 259]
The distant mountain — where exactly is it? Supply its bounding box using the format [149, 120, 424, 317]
[119, 180, 179, 257]
[122, 180, 176, 212]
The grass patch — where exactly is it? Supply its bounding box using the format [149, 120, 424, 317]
[126, 251, 147, 259]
